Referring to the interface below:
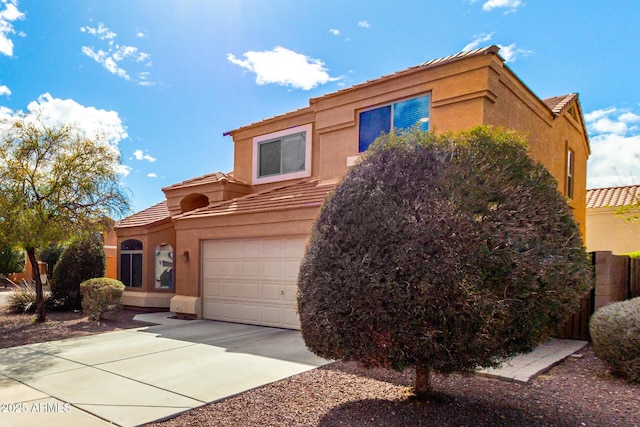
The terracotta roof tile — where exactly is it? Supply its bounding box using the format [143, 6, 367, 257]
[543, 93, 578, 117]
[177, 179, 335, 220]
[162, 172, 245, 191]
[587, 185, 640, 209]
[115, 201, 170, 228]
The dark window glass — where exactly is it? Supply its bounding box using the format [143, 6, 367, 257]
[121, 239, 143, 251]
[359, 105, 391, 152]
[259, 139, 282, 177]
[120, 254, 131, 287]
[131, 253, 143, 288]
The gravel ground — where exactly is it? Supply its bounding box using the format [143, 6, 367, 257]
[147, 346, 639, 427]
[1, 288, 638, 427]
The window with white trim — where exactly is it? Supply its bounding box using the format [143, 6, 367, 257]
[358, 94, 431, 152]
[253, 124, 312, 184]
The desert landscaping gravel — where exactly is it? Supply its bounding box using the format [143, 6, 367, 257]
[1, 295, 638, 427]
[147, 345, 640, 427]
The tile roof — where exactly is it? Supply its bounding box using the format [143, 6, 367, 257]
[543, 93, 578, 117]
[162, 172, 245, 191]
[587, 185, 640, 209]
[177, 178, 335, 220]
[115, 201, 170, 228]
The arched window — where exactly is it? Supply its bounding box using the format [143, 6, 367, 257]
[155, 244, 173, 289]
[120, 239, 143, 288]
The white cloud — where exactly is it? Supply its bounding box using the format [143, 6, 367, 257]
[80, 22, 116, 41]
[117, 164, 133, 177]
[0, 0, 25, 56]
[497, 43, 532, 63]
[81, 22, 153, 86]
[227, 46, 341, 91]
[586, 106, 640, 188]
[462, 35, 532, 63]
[132, 149, 156, 162]
[147, 172, 157, 178]
[358, 20, 371, 28]
[0, 84, 10, 96]
[22, 93, 128, 146]
[482, 0, 522, 12]
[462, 32, 494, 52]
[329, 28, 340, 36]
[136, 31, 146, 38]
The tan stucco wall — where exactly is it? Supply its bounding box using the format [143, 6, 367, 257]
[116, 221, 176, 297]
[229, 52, 588, 236]
[586, 207, 640, 254]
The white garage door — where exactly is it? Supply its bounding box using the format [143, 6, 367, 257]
[201, 237, 307, 329]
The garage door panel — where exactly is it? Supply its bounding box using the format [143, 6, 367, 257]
[222, 260, 242, 277]
[241, 283, 261, 300]
[283, 260, 302, 279]
[262, 284, 283, 303]
[261, 260, 283, 278]
[242, 260, 260, 278]
[202, 260, 222, 277]
[202, 236, 306, 329]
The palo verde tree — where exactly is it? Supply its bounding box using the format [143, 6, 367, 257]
[0, 115, 130, 322]
[297, 126, 592, 397]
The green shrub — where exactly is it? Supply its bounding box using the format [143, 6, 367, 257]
[80, 278, 125, 320]
[7, 282, 52, 314]
[38, 243, 65, 277]
[298, 127, 593, 396]
[590, 297, 640, 382]
[51, 233, 106, 310]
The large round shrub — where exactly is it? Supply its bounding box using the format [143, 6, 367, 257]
[297, 127, 592, 396]
[51, 233, 106, 310]
[590, 297, 640, 382]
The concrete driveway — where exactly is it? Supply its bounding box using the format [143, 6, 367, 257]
[0, 313, 328, 427]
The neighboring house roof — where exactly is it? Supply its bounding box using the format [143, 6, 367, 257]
[162, 171, 245, 191]
[587, 185, 640, 209]
[116, 200, 170, 228]
[177, 178, 335, 220]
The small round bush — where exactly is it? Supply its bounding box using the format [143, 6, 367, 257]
[51, 233, 106, 310]
[80, 278, 125, 320]
[590, 297, 640, 382]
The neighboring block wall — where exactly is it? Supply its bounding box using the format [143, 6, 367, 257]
[593, 251, 635, 310]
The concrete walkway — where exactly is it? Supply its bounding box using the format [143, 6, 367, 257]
[0, 311, 588, 426]
[0, 314, 328, 427]
[478, 338, 588, 383]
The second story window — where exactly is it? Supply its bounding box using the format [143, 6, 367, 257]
[567, 148, 575, 199]
[253, 124, 312, 185]
[358, 94, 431, 152]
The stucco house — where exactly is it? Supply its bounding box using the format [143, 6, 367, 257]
[115, 45, 590, 329]
[586, 185, 640, 254]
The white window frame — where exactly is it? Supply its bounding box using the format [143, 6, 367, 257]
[252, 124, 312, 185]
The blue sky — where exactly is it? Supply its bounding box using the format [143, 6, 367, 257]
[1, 0, 639, 214]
